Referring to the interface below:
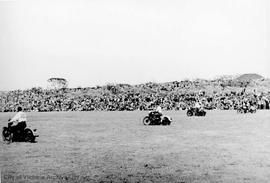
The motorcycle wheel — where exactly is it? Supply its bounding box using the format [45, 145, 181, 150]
[2, 127, 12, 142]
[164, 120, 171, 125]
[143, 116, 151, 125]
[24, 128, 35, 142]
[162, 116, 172, 125]
[161, 119, 167, 125]
[187, 110, 193, 117]
[202, 111, 206, 116]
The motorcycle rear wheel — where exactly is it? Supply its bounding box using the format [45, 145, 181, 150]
[2, 127, 12, 142]
[187, 110, 193, 117]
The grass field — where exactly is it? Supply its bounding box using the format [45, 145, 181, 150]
[1, 110, 270, 183]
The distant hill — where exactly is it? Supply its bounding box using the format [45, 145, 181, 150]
[236, 73, 263, 81]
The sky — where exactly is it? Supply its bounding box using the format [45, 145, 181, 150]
[0, 0, 269, 90]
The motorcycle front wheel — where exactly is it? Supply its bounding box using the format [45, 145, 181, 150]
[162, 116, 171, 125]
[162, 120, 171, 125]
[143, 116, 151, 125]
[202, 111, 206, 116]
[24, 128, 35, 142]
[237, 109, 242, 113]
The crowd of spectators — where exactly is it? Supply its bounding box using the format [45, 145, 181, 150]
[0, 79, 269, 112]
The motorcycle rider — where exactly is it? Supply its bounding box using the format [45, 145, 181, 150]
[242, 101, 248, 113]
[9, 106, 27, 136]
[150, 105, 163, 121]
[194, 100, 202, 113]
[155, 106, 162, 115]
[250, 104, 256, 112]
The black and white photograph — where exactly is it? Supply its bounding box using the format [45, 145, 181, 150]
[1, 0, 270, 182]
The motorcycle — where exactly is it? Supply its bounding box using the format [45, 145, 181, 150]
[142, 111, 172, 125]
[2, 121, 38, 143]
[186, 107, 206, 117]
[237, 106, 257, 114]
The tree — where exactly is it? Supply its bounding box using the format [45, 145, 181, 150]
[47, 78, 68, 89]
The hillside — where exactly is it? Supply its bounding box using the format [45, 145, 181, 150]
[0, 73, 270, 112]
[236, 73, 263, 81]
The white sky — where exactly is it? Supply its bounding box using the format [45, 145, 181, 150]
[0, 0, 269, 90]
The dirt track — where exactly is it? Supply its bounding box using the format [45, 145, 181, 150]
[1, 110, 270, 183]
